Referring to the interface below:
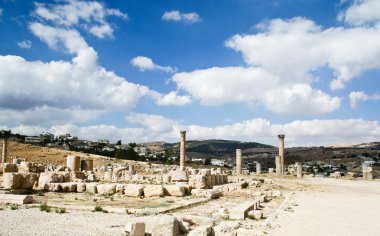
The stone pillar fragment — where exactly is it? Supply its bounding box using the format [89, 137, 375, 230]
[256, 162, 261, 175]
[236, 149, 242, 175]
[296, 162, 303, 178]
[180, 131, 186, 171]
[278, 134, 285, 174]
[67, 155, 80, 171]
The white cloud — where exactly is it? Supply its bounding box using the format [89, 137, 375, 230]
[172, 66, 340, 115]
[17, 40, 32, 49]
[131, 56, 177, 73]
[226, 16, 380, 91]
[5, 114, 380, 147]
[162, 10, 201, 23]
[338, 0, 380, 26]
[34, 0, 128, 38]
[155, 91, 191, 106]
[349, 91, 380, 109]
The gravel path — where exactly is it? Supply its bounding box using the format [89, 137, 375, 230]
[268, 178, 380, 236]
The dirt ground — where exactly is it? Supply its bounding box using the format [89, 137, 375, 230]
[266, 177, 380, 236]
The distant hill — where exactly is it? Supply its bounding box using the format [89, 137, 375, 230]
[164, 139, 274, 156]
[333, 142, 380, 150]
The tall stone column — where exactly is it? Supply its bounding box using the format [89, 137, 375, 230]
[1, 130, 11, 164]
[278, 134, 285, 174]
[236, 149, 242, 175]
[67, 155, 80, 171]
[2, 138, 7, 163]
[180, 130, 186, 171]
[256, 162, 261, 175]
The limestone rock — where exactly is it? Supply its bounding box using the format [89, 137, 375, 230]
[213, 221, 239, 236]
[0, 194, 34, 204]
[3, 173, 23, 189]
[188, 225, 213, 236]
[97, 184, 116, 195]
[45, 183, 62, 192]
[86, 183, 98, 194]
[164, 185, 186, 197]
[247, 210, 263, 220]
[77, 183, 86, 193]
[61, 182, 77, 192]
[124, 184, 144, 197]
[38, 172, 63, 188]
[144, 185, 164, 198]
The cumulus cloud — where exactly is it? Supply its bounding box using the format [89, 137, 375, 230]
[162, 10, 201, 23]
[17, 40, 32, 48]
[338, 0, 380, 26]
[349, 91, 380, 109]
[0, 1, 188, 127]
[172, 66, 340, 115]
[131, 56, 177, 73]
[5, 114, 380, 147]
[155, 92, 191, 106]
[226, 16, 380, 91]
[34, 0, 128, 38]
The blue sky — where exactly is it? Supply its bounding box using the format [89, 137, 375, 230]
[0, 0, 380, 146]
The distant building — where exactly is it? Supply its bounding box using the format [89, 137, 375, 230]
[25, 136, 43, 144]
[211, 159, 225, 166]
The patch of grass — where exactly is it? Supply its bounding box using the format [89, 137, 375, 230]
[10, 204, 19, 210]
[40, 201, 51, 212]
[37, 191, 45, 196]
[94, 204, 108, 213]
[55, 207, 67, 214]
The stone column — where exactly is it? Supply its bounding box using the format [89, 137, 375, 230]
[236, 149, 242, 175]
[179, 130, 186, 171]
[67, 155, 80, 171]
[2, 138, 7, 163]
[275, 155, 281, 175]
[296, 162, 303, 178]
[256, 162, 261, 175]
[278, 134, 285, 174]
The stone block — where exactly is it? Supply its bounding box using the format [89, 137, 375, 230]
[188, 225, 213, 236]
[164, 185, 186, 197]
[3, 173, 23, 189]
[19, 173, 39, 189]
[0, 194, 34, 204]
[213, 221, 239, 236]
[3, 163, 18, 173]
[61, 182, 77, 192]
[44, 183, 62, 192]
[139, 215, 180, 236]
[144, 185, 164, 198]
[229, 201, 258, 220]
[77, 183, 86, 193]
[247, 210, 263, 220]
[124, 184, 144, 197]
[86, 183, 98, 194]
[116, 184, 125, 194]
[97, 184, 116, 195]
[38, 172, 63, 189]
[126, 222, 145, 236]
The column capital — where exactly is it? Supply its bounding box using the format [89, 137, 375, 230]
[277, 134, 285, 139]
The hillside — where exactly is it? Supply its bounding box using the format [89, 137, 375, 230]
[165, 139, 274, 156]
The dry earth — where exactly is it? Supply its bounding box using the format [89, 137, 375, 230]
[266, 178, 380, 236]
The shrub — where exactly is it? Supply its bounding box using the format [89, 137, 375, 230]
[40, 201, 51, 212]
[10, 204, 19, 210]
[55, 207, 66, 214]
